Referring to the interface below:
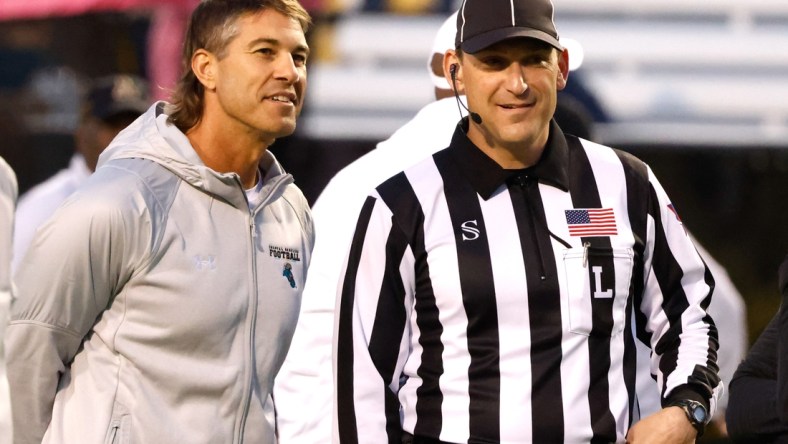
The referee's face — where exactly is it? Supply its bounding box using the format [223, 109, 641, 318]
[458, 38, 569, 165]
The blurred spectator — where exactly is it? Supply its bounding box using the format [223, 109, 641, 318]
[726, 254, 788, 443]
[0, 97, 35, 197]
[559, 69, 609, 126]
[274, 12, 462, 443]
[0, 156, 17, 444]
[12, 73, 149, 271]
[21, 66, 84, 134]
[0, 20, 57, 90]
[554, 38, 608, 140]
[4, 66, 85, 195]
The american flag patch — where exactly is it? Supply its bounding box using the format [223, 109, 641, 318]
[564, 208, 618, 237]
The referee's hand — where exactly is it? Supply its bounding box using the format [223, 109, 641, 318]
[625, 406, 697, 443]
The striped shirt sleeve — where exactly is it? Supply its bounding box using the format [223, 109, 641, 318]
[336, 192, 415, 444]
[640, 167, 721, 411]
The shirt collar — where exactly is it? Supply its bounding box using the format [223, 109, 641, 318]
[448, 118, 570, 200]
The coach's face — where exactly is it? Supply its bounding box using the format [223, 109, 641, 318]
[449, 38, 568, 164]
[198, 9, 309, 142]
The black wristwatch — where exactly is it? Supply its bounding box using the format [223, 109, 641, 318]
[669, 399, 709, 437]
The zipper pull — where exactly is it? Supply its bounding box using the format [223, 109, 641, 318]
[582, 241, 590, 268]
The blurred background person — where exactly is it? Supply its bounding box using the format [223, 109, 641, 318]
[274, 12, 464, 443]
[726, 254, 788, 443]
[0, 155, 17, 444]
[12, 74, 149, 272]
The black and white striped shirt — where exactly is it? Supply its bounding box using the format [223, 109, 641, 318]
[336, 120, 720, 443]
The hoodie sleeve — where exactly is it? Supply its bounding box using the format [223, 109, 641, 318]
[4, 170, 148, 444]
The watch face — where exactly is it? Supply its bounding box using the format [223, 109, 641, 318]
[691, 406, 708, 424]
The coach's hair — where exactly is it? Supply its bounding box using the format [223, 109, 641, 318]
[167, 0, 311, 132]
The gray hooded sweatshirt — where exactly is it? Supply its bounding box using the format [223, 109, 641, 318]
[5, 103, 314, 444]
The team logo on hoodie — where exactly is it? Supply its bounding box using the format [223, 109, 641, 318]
[282, 263, 296, 288]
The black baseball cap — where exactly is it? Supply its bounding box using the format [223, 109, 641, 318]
[456, 0, 563, 54]
[86, 74, 149, 122]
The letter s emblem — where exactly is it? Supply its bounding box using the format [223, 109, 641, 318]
[461, 220, 480, 241]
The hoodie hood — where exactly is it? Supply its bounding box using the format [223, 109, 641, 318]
[98, 101, 290, 210]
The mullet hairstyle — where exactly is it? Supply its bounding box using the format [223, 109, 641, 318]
[167, 0, 311, 132]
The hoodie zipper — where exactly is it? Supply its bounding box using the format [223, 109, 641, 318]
[237, 214, 259, 443]
[236, 173, 292, 443]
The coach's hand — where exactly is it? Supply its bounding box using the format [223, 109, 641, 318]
[625, 406, 697, 444]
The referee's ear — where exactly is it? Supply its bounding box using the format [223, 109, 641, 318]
[443, 49, 464, 94]
[557, 48, 569, 91]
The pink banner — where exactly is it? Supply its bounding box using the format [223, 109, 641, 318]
[0, 0, 194, 20]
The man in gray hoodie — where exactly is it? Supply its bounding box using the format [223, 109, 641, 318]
[5, 1, 314, 443]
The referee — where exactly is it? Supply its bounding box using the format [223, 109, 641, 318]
[335, 0, 721, 443]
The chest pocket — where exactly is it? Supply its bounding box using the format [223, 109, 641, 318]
[563, 246, 634, 337]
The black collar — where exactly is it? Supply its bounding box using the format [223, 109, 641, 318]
[448, 118, 570, 200]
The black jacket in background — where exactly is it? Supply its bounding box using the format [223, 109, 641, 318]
[727, 255, 788, 443]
